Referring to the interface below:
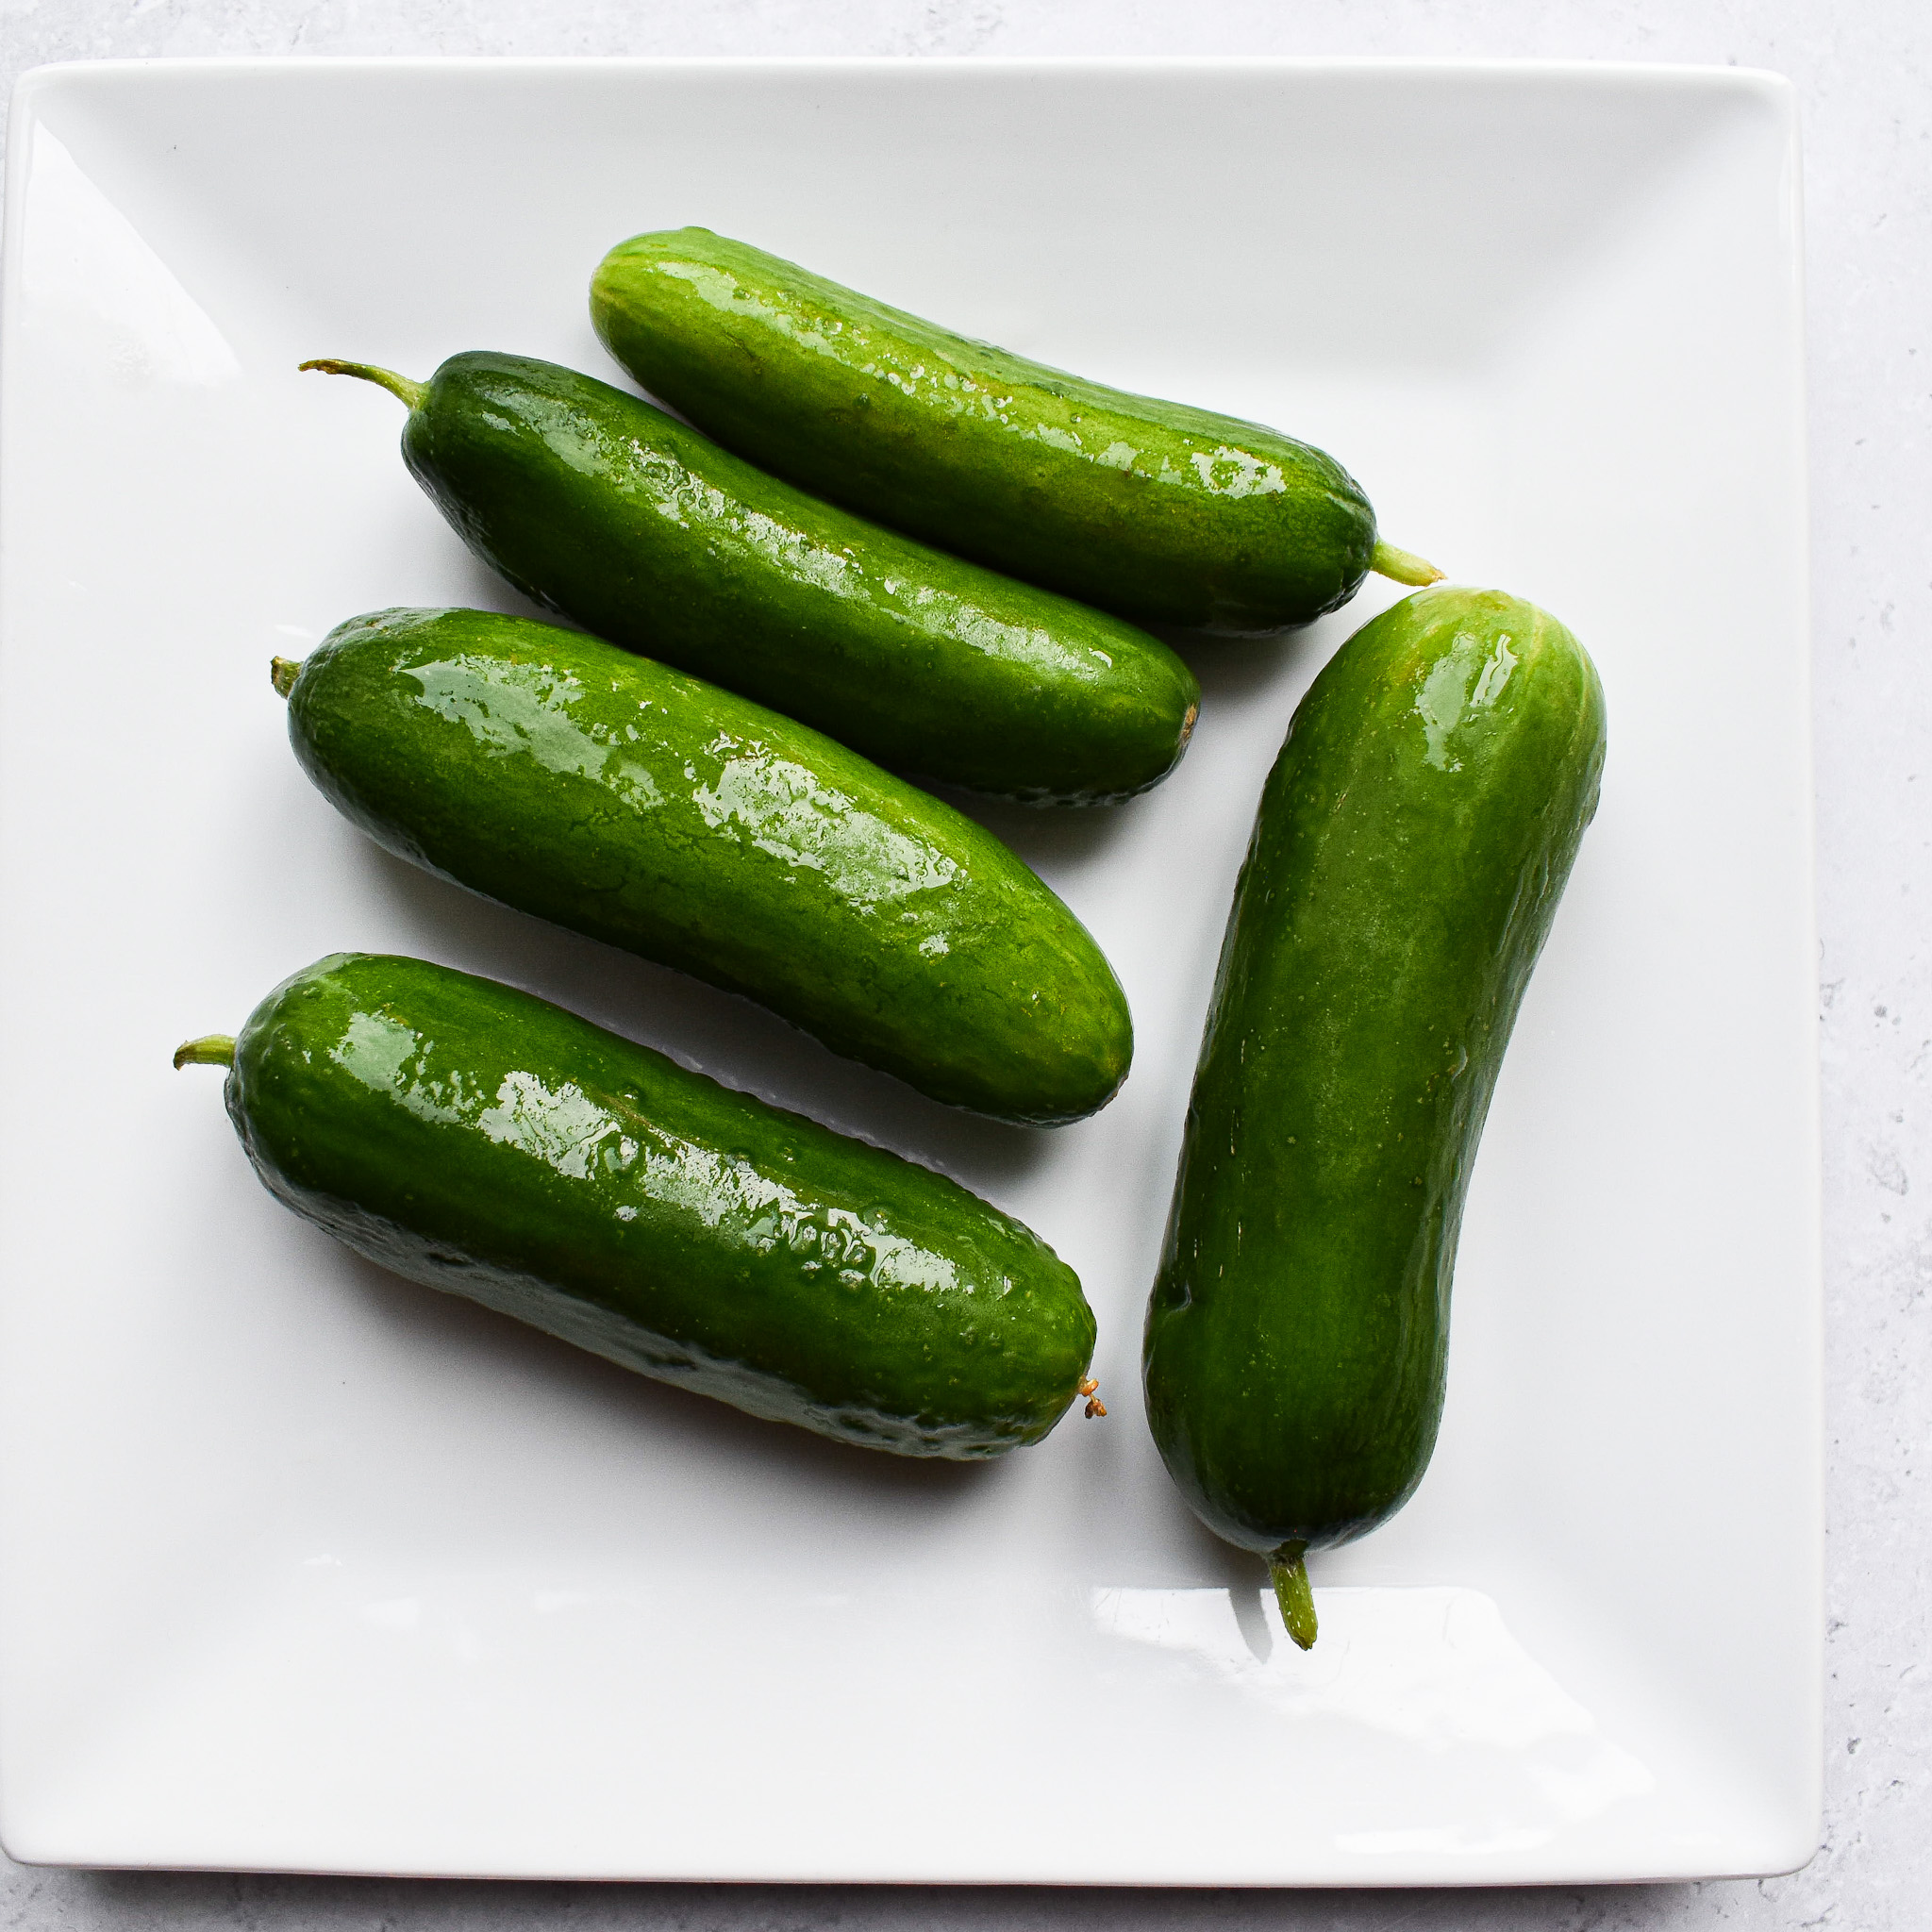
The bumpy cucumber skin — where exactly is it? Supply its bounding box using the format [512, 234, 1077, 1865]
[228, 954, 1096, 1457]
[590, 228, 1376, 636]
[286, 608, 1133, 1127]
[1142, 588, 1607, 1554]
[395, 350, 1196, 806]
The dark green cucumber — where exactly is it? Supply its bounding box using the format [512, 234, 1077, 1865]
[177, 954, 1098, 1457]
[300, 350, 1197, 807]
[1141, 588, 1607, 1643]
[277, 608, 1131, 1126]
[589, 228, 1441, 636]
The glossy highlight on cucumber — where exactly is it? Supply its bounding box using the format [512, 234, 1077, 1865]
[1141, 587, 1607, 1643]
[300, 351, 1199, 806]
[178, 954, 1099, 1457]
[590, 227, 1441, 636]
[277, 607, 1132, 1126]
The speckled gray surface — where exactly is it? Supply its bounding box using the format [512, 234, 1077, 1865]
[1, 1, 1925, 1925]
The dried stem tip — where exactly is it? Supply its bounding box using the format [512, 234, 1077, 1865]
[299, 358, 428, 410]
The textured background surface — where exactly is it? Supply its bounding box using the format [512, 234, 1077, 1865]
[0, 1, 1925, 1926]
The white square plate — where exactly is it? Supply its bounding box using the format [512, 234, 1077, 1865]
[0, 58, 1818, 1884]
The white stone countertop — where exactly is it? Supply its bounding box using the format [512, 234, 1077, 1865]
[1, 2, 1924, 1926]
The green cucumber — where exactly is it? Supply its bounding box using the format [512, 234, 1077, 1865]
[300, 350, 1197, 807]
[589, 227, 1441, 636]
[177, 954, 1098, 1457]
[277, 607, 1132, 1126]
[1141, 588, 1607, 1643]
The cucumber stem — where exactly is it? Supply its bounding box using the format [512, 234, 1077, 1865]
[1269, 1542, 1318, 1650]
[1076, 1375, 1108, 1420]
[1372, 540, 1445, 588]
[299, 358, 427, 410]
[271, 656, 303, 698]
[174, 1035, 236, 1071]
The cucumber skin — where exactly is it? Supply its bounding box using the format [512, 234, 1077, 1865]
[590, 228, 1376, 636]
[228, 955, 1096, 1457]
[286, 608, 1132, 1127]
[1142, 588, 1607, 1554]
[397, 351, 1197, 806]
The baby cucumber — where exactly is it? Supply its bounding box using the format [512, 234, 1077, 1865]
[175, 954, 1099, 1457]
[1141, 588, 1606, 1644]
[277, 608, 1132, 1126]
[301, 350, 1198, 807]
[590, 228, 1441, 636]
